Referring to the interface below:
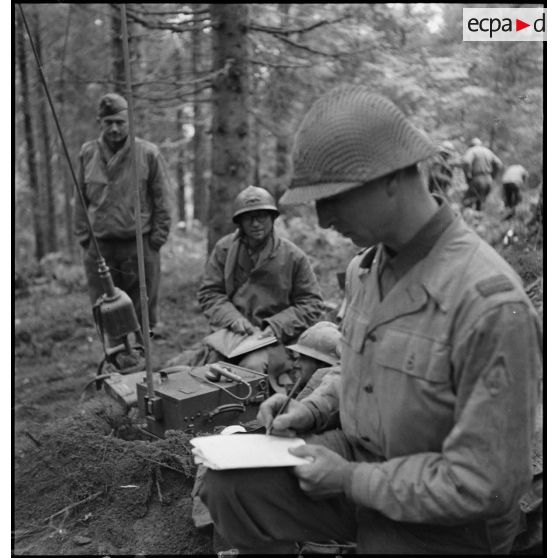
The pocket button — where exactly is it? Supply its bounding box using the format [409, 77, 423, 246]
[405, 353, 415, 370]
[364, 384, 374, 393]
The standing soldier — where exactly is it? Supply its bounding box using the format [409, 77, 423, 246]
[501, 164, 528, 215]
[200, 85, 541, 555]
[74, 93, 171, 335]
[461, 137, 503, 210]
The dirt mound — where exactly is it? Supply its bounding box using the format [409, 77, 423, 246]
[13, 397, 213, 555]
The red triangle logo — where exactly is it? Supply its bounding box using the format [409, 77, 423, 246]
[516, 18, 530, 31]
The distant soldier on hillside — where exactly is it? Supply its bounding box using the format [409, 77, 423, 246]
[461, 137, 503, 210]
[502, 164, 528, 215]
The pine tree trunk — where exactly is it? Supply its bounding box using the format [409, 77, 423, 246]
[56, 4, 75, 259]
[16, 11, 45, 261]
[252, 114, 261, 187]
[176, 50, 186, 223]
[192, 9, 208, 224]
[208, 4, 249, 253]
[274, 4, 291, 197]
[111, 9, 125, 90]
[33, 12, 57, 253]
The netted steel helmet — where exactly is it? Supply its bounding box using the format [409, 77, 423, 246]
[470, 137, 482, 147]
[281, 85, 437, 205]
[232, 186, 279, 223]
[286, 321, 341, 366]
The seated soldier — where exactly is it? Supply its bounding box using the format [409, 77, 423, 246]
[273, 321, 341, 398]
[166, 185, 324, 379]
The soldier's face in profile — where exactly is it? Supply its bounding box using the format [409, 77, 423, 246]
[239, 211, 274, 244]
[99, 113, 129, 145]
[290, 352, 321, 384]
[316, 177, 393, 247]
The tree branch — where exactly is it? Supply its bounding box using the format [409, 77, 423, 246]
[43, 491, 104, 524]
[248, 15, 350, 36]
[277, 35, 376, 59]
[248, 57, 313, 69]
[248, 107, 284, 138]
[134, 6, 209, 17]
[110, 4, 210, 33]
[131, 85, 214, 105]
[62, 62, 226, 91]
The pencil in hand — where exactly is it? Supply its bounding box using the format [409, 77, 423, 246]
[266, 376, 303, 436]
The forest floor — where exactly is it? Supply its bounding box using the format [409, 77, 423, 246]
[13, 229, 217, 556]
[13, 192, 543, 556]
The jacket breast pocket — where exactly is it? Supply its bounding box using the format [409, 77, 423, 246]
[375, 328, 450, 384]
[84, 180, 108, 205]
[84, 160, 107, 204]
[341, 307, 368, 354]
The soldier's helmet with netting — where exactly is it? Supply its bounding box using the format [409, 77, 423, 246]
[232, 186, 279, 223]
[280, 85, 437, 205]
[286, 321, 342, 366]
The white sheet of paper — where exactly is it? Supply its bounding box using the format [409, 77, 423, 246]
[190, 434, 310, 470]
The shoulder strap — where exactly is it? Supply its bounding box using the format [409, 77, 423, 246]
[224, 232, 241, 297]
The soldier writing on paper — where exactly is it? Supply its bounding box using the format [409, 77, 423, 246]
[199, 85, 541, 554]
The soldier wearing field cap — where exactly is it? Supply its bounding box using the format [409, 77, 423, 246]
[200, 85, 541, 554]
[74, 93, 171, 334]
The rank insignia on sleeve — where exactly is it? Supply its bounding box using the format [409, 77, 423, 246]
[475, 275, 514, 297]
[483, 355, 509, 396]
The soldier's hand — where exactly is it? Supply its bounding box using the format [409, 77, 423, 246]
[229, 317, 254, 335]
[258, 394, 314, 437]
[259, 326, 275, 339]
[290, 444, 355, 499]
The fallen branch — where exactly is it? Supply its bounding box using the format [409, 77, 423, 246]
[42, 490, 104, 524]
[155, 478, 163, 504]
[100, 429, 115, 464]
[12, 525, 45, 542]
[138, 455, 184, 475]
[23, 430, 41, 447]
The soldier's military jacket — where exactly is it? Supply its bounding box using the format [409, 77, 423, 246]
[303, 201, 541, 553]
[74, 136, 171, 249]
[198, 231, 324, 343]
[462, 144, 503, 180]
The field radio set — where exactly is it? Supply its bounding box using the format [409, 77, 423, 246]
[104, 362, 269, 438]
